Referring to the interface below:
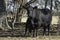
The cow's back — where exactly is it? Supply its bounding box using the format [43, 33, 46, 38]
[37, 8, 52, 26]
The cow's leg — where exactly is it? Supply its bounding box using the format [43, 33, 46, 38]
[48, 27, 50, 35]
[47, 24, 50, 35]
[24, 19, 29, 36]
[33, 29, 35, 37]
[33, 29, 37, 37]
[43, 26, 46, 35]
[29, 28, 32, 33]
[36, 24, 38, 37]
[36, 28, 38, 37]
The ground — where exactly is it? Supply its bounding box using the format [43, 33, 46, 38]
[0, 36, 60, 40]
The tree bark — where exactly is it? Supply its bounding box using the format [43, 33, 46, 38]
[45, 0, 48, 8]
[50, 0, 53, 11]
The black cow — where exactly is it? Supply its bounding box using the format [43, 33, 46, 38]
[22, 0, 52, 37]
[24, 5, 52, 37]
[37, 8, 52, 35]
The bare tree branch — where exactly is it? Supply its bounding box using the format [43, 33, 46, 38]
[50, 0, 53, 12]
[45, 0, 48, 8]
[25, 0, 36, 6]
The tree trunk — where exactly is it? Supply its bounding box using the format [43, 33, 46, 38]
[45, 0, 48, 8]
[50, 0, 53, 11]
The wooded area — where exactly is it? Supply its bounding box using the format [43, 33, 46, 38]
[0, 0, 60, 37]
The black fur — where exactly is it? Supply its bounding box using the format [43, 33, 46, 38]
[24, 6, 52, 36]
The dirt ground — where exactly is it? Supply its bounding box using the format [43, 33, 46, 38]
[0, 36, 60, 40]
